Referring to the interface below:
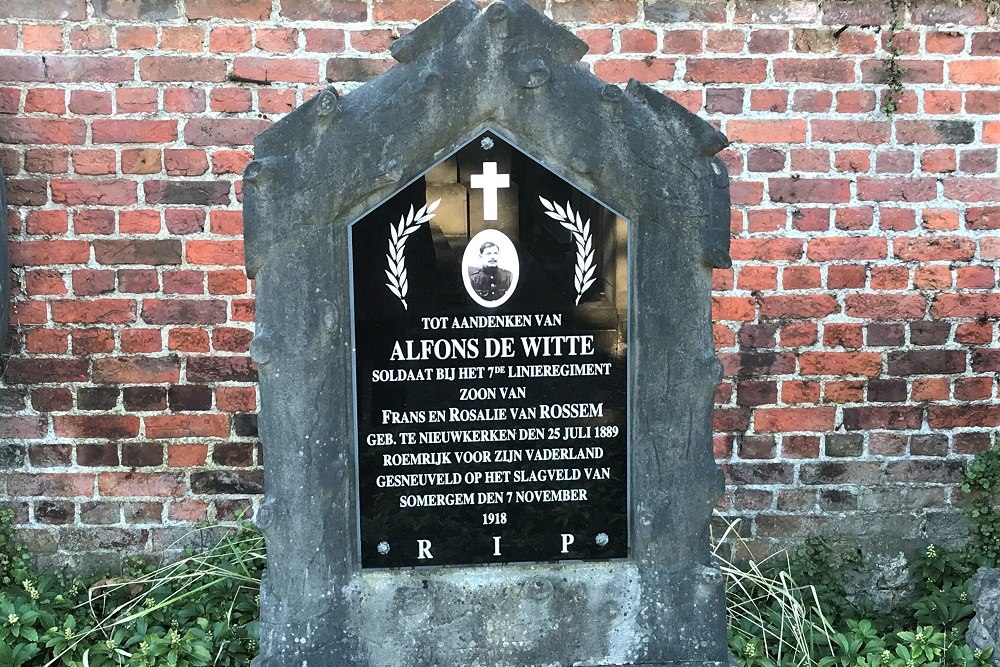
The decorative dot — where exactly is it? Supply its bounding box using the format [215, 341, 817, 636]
[481, 137, 495, 151]
[595, 533, 609, 546]
[377, 541, 390, 555]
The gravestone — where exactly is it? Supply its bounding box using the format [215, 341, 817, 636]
[243, 0, 732, 665]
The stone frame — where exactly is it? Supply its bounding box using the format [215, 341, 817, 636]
[243, 0, 732, 664]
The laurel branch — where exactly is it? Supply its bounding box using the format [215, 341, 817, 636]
[385, 199, 441, 310]
[539, 196, 596, 305]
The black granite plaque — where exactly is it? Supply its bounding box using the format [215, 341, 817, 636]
[351, 132, 629, 568]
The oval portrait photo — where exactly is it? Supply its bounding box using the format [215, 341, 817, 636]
[462, 230, 520, 309]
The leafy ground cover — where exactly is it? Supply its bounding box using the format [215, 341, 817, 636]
[1, 445, 997, 666]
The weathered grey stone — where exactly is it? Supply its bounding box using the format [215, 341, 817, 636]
[969, 568, 1000, 667]
[244, 1, 732, 666]
[0, 165, 8, 358]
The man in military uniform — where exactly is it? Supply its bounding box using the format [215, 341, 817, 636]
[468, 241, 512, 301]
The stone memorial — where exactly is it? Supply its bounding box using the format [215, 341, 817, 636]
[243, 0, 732, 664]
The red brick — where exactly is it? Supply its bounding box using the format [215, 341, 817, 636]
[928, 405, 1000, 429]
[22, 25, 66, 51]
[69, 25, 112, 50]
[205, 270, 246, 295]
[843, 407, 923, 431]
[145, 414, 230, 439]
[10, 302, 49, 326]
[122, 148, 162, 175]
[99, 473, 186, 497]
[117, 268, 159, 293]
[25, 210, 68, 235]
[950, 60, 1000, 84]
[69, 330, 113, 356]
[210, 88, 253, 113]
[305, 28, 347, 53]
[283, 0, 367, 20]
[845, 294, 926, 319]
[116, 26, 158, 49]
[7, 473, 93, 498]
[26, 329, 69, 354]
[92, 356, 181, 384]
[966, 207, 1000, 231]
[770, 178, 850, 204]
[913, 265, 952, 290]
[0, 118, 87, 145]
[755, 407, 836, 433]
[44, 55, 134, 82]
[233, 57, 319, 84]
[73, 208, 116, 235]
[209, 26, 253, 52]
[967, 91, 1000, 114]
[729, 238, 803, 261]
[51, 179, 137, 206]
[51, 299, 136, 324]
[72, 150, 116, 175]
[165, 209, 206, 235]
[870, 266, 909, 290]
[798, 352, 881, 377]
[54, 416, 140, 439]
[59, 84, 104, 111]
[168, 445, 209, 467]
[25, 88, 66, 114]
[169, 328, 211, 352]
[185, 240, 245, 266]
[258, 88, 296, 113]
[774, 58, 854, 83]
[548, 0, 636, 22]
[728, 120, 806, 144]
[857, 177, 937, 202]
[811, 120, 891, 145]
[782, 266, 820, 290]
[11, 240, 89, 266]
[0, 55, 48, 81]
[213, 328, 254, 352]
[921, 209, 959, 232]
[161, 26, 204, 52]
[72, 270, 115, 296]
[760, 295, 838, 319]
[94, 240, 182, 266]
[184, 119, 272, 146]
[211, 149, 252, 175]
[255, 27, 298, 52]
[895, 236, 975, 262]
[618, 28, 655, 53]
[931, 294, 1000, 318]
[119, 211, 161, 235]
[164, 87, 206, 112]
[26, 269, 68, 295]
[807, 236, 886, 261]
[944, 178, 1000, 202]
[141, 299, 228, 324]
[594, 58, 676, 84]
[187, 0, 271, 19]
[140, 56, 226, 82]
[653, 29, 698, 54]
[92, 120, 177, 144]
[116, 87, 158, 113]
[712, 296, 756, 322]
[686, 58, 766, 84]
[121, 329, 162, 353]
[144, 180, 230, 206]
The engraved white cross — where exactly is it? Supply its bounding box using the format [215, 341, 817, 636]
[470, 162, 510, 221]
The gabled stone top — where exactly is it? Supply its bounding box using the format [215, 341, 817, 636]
[242, 0, 731, 278]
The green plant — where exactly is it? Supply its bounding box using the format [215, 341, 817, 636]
[881, 0, 907, 117]
[0, 508, 31, 587]
[961, 444, 1000, 565]
[714, 520, 835, 667]
[43, 524, 264, 667]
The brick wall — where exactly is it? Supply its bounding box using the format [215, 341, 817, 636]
[0, 0, 998, 568]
